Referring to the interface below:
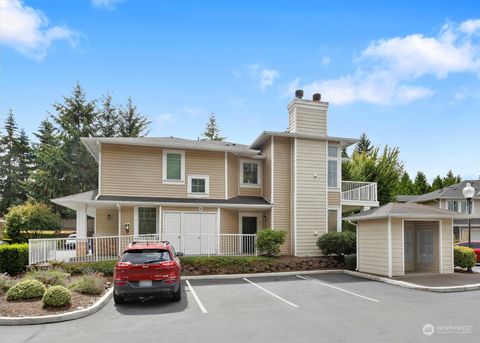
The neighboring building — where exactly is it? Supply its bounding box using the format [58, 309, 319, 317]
[51, 91, 379, 257]
[398, 180, 480, 242]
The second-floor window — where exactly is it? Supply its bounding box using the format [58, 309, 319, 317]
[447, 200, 470, 214]
[328, 146, 339, 188]
[163, 149, 185, 184]
[188, 175, 209, 197]
[241, 159, 261, 187]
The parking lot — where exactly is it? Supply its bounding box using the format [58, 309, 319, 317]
[1, 273, 478, 342]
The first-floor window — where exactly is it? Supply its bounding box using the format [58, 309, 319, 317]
[138, 207, 157, 235]
[188, 175, 209, 197]
[328, 209, 338, 233]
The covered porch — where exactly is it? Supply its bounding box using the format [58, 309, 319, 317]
[30, 191, 273, 265]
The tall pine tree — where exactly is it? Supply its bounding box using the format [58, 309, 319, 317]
[431, 175, 444, 191]
[414, 171, 430, 194]
[354, 133, 373, 155]
[443, 170, 461, 187]
[396, 172, 415, 195]
[201, 113, 225, 141]
[98, 93, 119, 137]
[118, 96, 150, 137]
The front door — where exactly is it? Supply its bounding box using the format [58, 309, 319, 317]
[417, 229, 434, 269]
[242, 217, 257, 254]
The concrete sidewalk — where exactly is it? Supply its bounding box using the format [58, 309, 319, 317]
[394, 272, 480, 287]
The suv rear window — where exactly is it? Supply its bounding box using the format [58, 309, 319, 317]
[121, 249, 171, 264]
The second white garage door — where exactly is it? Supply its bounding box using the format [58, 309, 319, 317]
[163, 212, 217, 255]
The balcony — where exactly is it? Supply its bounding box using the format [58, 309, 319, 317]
[341, 181, 379, 208]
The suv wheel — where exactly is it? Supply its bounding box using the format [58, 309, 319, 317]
[172, 287, 181, 302]
[113, 292, 125, 304]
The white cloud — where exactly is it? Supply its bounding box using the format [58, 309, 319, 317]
[292, 18, 480, 106]
[155, 112, 175, 125]
[0, 0, 77, 61]
[321, 56, 331, 65]
[91, 0, 125, 10]
[247, 64, 280, 91]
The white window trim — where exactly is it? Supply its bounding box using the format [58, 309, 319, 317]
[162, 149, 185, 184]
[327, 144, 341, 189]
[136, 206, 159, 235]
[327, 207, 342, 232]
[187, 174, 210, 198]
[446, 199, 473, 214]
[239, 159, 262, 188]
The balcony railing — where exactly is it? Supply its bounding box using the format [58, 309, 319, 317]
[28, 233, 257, 265]
[341, 181, 378, 202]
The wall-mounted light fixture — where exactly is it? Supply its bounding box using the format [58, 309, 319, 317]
[107, 214, 111, 220]
[124, 223, 130, 234]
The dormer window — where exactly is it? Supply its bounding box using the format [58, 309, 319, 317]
[240, 159, 261, 187]
[163, 149, 185, 184]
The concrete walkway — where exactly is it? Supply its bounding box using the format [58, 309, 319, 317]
[394, 272, 480, 287]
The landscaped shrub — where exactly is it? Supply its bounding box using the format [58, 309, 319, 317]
[454, 246, 476, 269]
[42, 286, 71, 307]
[26, 269, 70, 286]
[5, 201, 61, 242]
[256, 229, 287, 257]
[0, 273, 15, 294]
[344, 254, 357, 270]
[0, 243, 29, 275]
[316, 231, 356, 257]
[6, 279, 46, 301]
[69, 273, 104, 295]
[59, 260, 116, 276]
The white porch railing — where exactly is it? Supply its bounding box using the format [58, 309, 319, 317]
[28, 233, 257, 265]
[341, 181, 378, 202]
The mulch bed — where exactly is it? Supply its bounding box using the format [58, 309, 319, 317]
[0, 276, 111, 318]
[182, 256, 342, 276]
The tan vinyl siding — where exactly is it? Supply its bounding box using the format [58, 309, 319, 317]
[239, 186, 262, 197]
[220, 209, 239, 234]
[273, 136, 292, 255]
[391, 218, 403, 276]
[358, 219, 389, 276]
[95, 209, 118, 236]
[295, 138, 326, 256]
[227, 153, 239, 198]
[101, 144, 225, 198]
[328, 191, 341, 206]
[288, 101, 327, 136]
[262, 137, 272, 202]
[441, 219, 454, 273]
[120, 206, 133, 236]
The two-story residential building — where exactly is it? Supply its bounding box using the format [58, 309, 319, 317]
[49, 91, 379, 259]
[397, 180, 480, 242]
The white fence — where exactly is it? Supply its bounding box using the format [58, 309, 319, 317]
[342, 181, 377, 202]
[28, 233, 257, 265]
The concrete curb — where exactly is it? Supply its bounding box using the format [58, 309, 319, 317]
[182, 269, 344, 280]
[344, 270, 480, 293]
[0, 288, 113, 326]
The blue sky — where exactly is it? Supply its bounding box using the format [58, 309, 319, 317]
[1, 0, 480, 181]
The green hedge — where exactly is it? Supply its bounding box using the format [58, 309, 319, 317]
[6, 279, 46, 301]
[42, 286, 71, 307]
[316, 231, 356, 257]
[454, 246, 476, 269]
[344, 254, 357, 270]
[54, 260, 117, 276]
[256, 229, 287, 257]
[0, 243, 29, 276]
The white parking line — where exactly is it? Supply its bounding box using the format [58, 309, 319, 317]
[296, 275, 379, 303]
[243, 278, 299, 308]
[185, 280, 208, 313]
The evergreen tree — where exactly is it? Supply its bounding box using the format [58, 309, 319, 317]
[414, 171, 430, 194]
[51, 83, 98, 195]
[201, 113, 225, 141]
[354, 133, 373, 155]
[431, 175, 444, 191]
[98, 93, 119, 137]
[397, 172, 415, 195]
[0, 110, 22, 213]
[443, 170, 461, 187]
[118, 96, 150, 137]
[34, 118, 58, 146]
[16, 129, 34, 200]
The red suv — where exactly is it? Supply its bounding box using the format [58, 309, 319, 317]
[113, 242, 183, 304]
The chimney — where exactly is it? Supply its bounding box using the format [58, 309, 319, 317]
[287, 90, 328, 135]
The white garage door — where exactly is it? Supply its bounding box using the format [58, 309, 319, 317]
[163, 212, 217, 255]
[470, 229, 480, 241]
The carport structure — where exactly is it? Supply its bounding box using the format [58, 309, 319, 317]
[344, 203, 462, 277]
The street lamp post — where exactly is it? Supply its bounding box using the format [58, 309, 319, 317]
[462, 183, 475, 248]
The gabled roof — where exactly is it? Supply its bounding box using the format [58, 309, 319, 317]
[250, 131, 358, 149]
[343, 202, 462, 221]
[81, 137, 262, 161]
[395, 195, 420, 203]
[411, 180, 480, 203]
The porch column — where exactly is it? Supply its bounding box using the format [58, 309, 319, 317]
[76, 204, 88, 238]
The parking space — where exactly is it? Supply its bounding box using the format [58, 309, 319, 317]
[1, 273, 479, 343]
